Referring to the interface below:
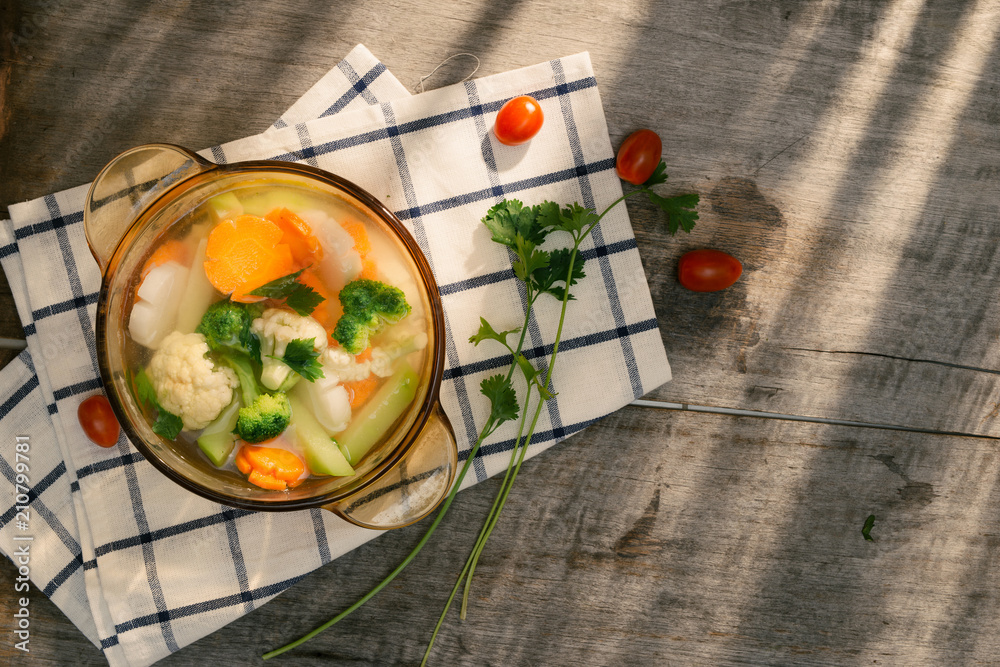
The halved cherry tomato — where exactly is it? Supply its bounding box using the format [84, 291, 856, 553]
[493, 95, 544, 146]
[78, 394, 120, 448]
[616, 129, 663, 185]
[678, 249, 743, 292]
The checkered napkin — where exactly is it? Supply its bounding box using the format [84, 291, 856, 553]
[0, 45, 670, 666]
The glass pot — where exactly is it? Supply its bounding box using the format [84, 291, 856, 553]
[84, 144, 457, 530]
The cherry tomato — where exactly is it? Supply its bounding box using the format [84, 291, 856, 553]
[677, 249, 743, 292]
[616, 129, 663, 185]
[78, 395, 120, 448]
[493, 95, 544, 146]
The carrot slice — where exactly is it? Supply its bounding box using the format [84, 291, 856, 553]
[235, 444, 305, 490]
[266, 208, 324, 267]
[341, 220, 371, 257]
[344, 375, 379, 409]
[204, 215, 295, 302]
[142, 239, 191, 277]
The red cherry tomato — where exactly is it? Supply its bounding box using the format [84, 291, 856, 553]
[616, 129, 663, 185]
[78, 395, 120, 448]
[493, 95, 544, 146]
[678, 249, 743, 292]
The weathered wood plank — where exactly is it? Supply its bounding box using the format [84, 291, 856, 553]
[5, 406, 1000, 664]
[4, 0, 1000, 434]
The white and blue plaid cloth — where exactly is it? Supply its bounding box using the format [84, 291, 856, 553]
[0, 45, 671, 666]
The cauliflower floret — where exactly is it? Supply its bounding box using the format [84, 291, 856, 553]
[319, 331, 429, 382]
[251, 308, 329, 391]
[147, 331, 237, 431]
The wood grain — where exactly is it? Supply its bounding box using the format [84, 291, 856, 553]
[3, 0, 1000, 664]
[6, 406, 1000, 665]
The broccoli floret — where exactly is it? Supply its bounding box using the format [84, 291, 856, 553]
[237, 392, 291, 444]
[219, 347, 291, 443]
[333, 279, 412, 354]
[196, 300, 290, 443]
[196, 300, 264, 361]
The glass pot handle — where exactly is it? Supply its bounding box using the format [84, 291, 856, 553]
[326, 405, 458, 530]
[83, 143, 213, 272]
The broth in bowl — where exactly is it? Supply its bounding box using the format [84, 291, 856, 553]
[124, 181, 430, 493]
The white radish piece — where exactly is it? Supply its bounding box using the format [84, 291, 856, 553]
[129, 261, 189, 349]
[293, 375, 352, 433]
[302, 209, 362, 293]
[174, 238, 217, 334]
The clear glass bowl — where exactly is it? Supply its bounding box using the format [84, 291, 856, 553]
[85, 144, 456, 529]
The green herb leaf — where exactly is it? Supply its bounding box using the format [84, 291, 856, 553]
[285, 283, 325, 317]
[862, 514, 876, 542]
[532, 247, 585, 301]
[481, 199, 548, 249]
[134, 368, 184, 439]
[152, 411, 184, 440]
[648, 191, 699, 234]
[271, 338, 324, 382]
[480, 374, 519, 426]
[512, 236, 550, 285]
[514, 354, 557, 401]
[469, 318, 520, 350]
[247, 267, 325, 317]
[248, 267, 308, 299]
[643, 160, 668, 187]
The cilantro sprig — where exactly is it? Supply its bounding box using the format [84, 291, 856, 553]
[249, 267, 325, 317]
[264, 158, 697, 663]
[269, 338, 324, 382]
[133, 368, 183, 440]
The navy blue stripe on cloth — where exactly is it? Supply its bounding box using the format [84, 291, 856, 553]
[95, 508, 255, 557]
[21, 322, 36, 337]
[100, 635, 120, 649]
[462, 78, 506, 481]
[319, 61, 385, 117]
[0, 241, 17, 258]
[13, 209, 83, 238]
[309, 508, 331, 564]
[462, 415, 604, 462]
[0, 457, 69, 530]
[0, 372, 39, 419]
[443, 318, 660, 381]
[53, 377, 103, 401]
[294, 122, 321, 169]
[42, 553, 84, 597]
[114, 575, 306, 635]
[76, 450, 145, 480]
[119, 446, 178, 651]
[550, 59, 644, 400]
[222, 512, 255, 614]
[393, 158, 616, 222]
[30, 291, 99, 322]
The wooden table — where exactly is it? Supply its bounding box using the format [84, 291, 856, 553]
[4, 0, 1000, 664]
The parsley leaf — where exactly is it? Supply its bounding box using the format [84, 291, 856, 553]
[480, 374, 519, 426]
[469, 318, 520, 350]
[515, 354, 556, 400]
[271, 338, 324, 382]
[285, 284, 325, 317]
[152, 411, 184, 440]
[643, 160, 668, 187]
[512, 236, 550, 284]
[648, 192, 700, 235]
[862, 514, 876, 542]
[249, 268, 308, 298]
[532, 248, 585, 301]
[247, 267, 325, 317]
[133, 369, 184, 439]
[481, 199, 548, 249]
[555, 203, 598, 237]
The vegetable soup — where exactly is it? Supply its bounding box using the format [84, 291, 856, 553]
[123, 181, 430, 492]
